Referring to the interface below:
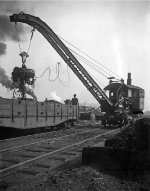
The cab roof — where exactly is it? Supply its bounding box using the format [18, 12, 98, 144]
[104, 83, 144, 91]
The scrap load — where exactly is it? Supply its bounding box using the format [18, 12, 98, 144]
[105, 117, 150, 175]
[105, 117, 150, 152]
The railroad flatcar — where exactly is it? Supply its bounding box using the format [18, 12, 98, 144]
[0, 97, 79, 133]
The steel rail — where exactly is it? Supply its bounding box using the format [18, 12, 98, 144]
[0, 129, 57, 143]
[0, 122, 80, 143]
[0, 128, 119, 177]
[0, 128, 99, 153]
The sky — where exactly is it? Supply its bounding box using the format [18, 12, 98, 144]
[0, 0, 150, 111]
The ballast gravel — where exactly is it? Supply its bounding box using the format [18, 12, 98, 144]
[8, 166, 150, 191]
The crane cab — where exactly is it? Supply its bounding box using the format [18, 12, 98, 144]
[102, 73, 144, 114]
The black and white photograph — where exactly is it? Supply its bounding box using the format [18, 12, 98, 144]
[0, 0, 150, 190]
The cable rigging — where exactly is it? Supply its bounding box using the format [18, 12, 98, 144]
[15, 22, 22, 54]
[57, 62, 70, 85]
[15, 22, 35, 54]
[13, 22, 37, 99]
[35, 62, 70, 85]
[15, 22, 114, 87]
[58, 35, 122, 79]
[15, 22, 118, 91]
[15, 23, 70, 86]
[27, 27, 36, 54]
[69, 48, 109, 79]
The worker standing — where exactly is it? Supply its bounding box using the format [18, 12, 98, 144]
[71, 94, 79, 121]
[90, 110, 96, 122]
[71, 94, 79, 105]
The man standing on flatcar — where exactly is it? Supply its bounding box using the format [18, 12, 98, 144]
[71, 94, 79, 106]
[71, 94, 79, 122]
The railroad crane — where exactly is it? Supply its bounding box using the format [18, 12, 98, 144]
[10, 13, 144, 126]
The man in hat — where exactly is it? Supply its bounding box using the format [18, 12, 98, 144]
[71, 94, 79, 105]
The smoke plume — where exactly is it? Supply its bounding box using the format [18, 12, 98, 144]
[0, 1, 33, 92]
[0, 15, 26, 90]
[0, 66, 14, 90]
[0, 1, 34, 16]
[0, 15, 25, 42]
[0, 43, 7, 56]
[25, 87, 37, 100]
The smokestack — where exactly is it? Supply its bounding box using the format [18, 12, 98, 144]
[127, 73, 132, 85]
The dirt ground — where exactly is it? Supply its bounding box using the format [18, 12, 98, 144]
[8, 165, 150, 191]
[4, 120, 150, 191]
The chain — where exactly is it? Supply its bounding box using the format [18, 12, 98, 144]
[15, 22, 22, 53]
[27, 27, 35, 54]
[15, 22, 35, 55]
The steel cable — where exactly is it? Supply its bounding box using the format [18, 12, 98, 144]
[58, 35, 122, 79]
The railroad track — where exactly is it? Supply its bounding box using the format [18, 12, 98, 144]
[0, 128, 103, 153]
[0, 127, 120, 190]
[0, 124, 103, 151]
[0, 120, 99, 148]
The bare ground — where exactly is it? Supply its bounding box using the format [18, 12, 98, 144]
[7, 165, 150, 191]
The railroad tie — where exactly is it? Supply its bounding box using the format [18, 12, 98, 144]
[25, 149, 45, 153]
[33, 163, 51, 168]
[0, 159, 19, 164]
[18, 169, 39, 175]
[60, 152, 76, 156]
[48, 156, 67, 161]
[0, 165, 9, 170]
[40, 146, 58, 150]
[18, 154, 37, 158]
[70, 148, 82, 152]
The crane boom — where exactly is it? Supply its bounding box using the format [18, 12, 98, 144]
[10, 13, 113, 107]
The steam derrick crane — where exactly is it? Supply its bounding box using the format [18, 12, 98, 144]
[10, 13, 113, 104]
[10, 13, 132, 126]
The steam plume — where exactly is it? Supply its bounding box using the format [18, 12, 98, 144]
[112, 37, 124, 78]
[50, 91, 62, 102]
[0, 2, 31, 92]
[25, 87, 37, 100]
